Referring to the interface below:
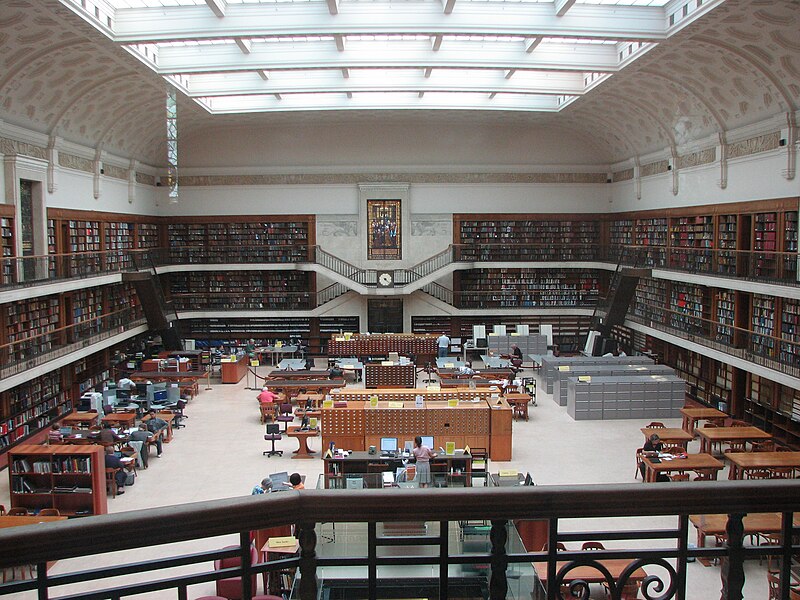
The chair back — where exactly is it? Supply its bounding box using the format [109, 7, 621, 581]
[646, 421, 666, 429]
[280, 403, 293, 415]
[581, 541, 605, 550]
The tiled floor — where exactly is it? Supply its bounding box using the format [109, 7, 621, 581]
[0, 359, 771, 599]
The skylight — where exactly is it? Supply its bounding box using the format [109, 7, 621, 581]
[63, 0, 725, 114]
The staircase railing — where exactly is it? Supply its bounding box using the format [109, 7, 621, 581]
[404, 245, 456, 283]
[313, 247, 370, 284]
[317, 282, 351, 306]
[420, 282, 454, 305]
[590, 246, 647, 332]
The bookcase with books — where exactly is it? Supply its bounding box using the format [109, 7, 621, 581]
[454, 215, 600, 261]
[782, 210, 798, 280]
[716, 214, 738, 275]
[1, 371, 72, 457]
[9, 444, 107, 516]
[753, 212, 779, 277]
[634, 218, 667, 267]
[4, 295, 61, 363]
[104, 221, 134, 271]
[669, 282, 709, 335]
[632, 277, 667, 326]
[70, 287, 104, 340]
[136, 222, 161, 250]
[608, 219, 633, 261]
[714, 289, 736, 344]
[166, 271, 314, 311]
[751, 294, 776, 359]
[743, 374, 800, 449]
[454, 268, 604, 309]
[779, 297, 800, 367]
[669, 215, 713, 272]
[0, 211, 14, 285]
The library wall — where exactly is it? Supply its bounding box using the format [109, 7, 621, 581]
[49, 169, 159, 216]
[612, 150, 796, 213]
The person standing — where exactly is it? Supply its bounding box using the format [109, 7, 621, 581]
[412, 436, 437, 488]
[436, 332, 450, 358]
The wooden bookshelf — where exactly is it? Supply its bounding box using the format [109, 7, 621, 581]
[670, 215, 713, 272]
[0, 371, 72, 455]
[634, 217, 667, 267]
[166, 271, 314, 311]
[608, 219, 633, 261]
[779, 297, 800, 368]
[714, 289, 735, 344]
[136, 222, 161, 250]
[454, 215, 600, 261]
[751, 294, 776, 358]
[633, 277, 667, 325]
[716, 214, 738, 275]
[9, 444, 108, 516]
[455, 268, 604, 309]
[4, 296, 60, 363]
[669, 282, 709, 336]
[743, 374, 800, 448]
[753, 211, 779, 277]
[1, 214, 14, 285]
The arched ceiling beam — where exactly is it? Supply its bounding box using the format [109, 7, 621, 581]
[567, 110, 638, 158]
[602, 91, 678, 153]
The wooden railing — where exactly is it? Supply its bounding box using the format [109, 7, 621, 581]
[0, 480, 798, 599]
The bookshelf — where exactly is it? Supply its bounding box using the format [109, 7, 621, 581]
[71, 287, 104, 340]
[780, 297, 800, 368]
[783, 210, 798, 279]
[1, 215, 14, 285]
[5, 296, 61, 363]
[136, 222, 161, 250]
[454, 215, 600, 261]
[669, 215, 713, 272]
[166, 271, 314, 311]
[634, 218, 667, 267]
[716, 214, 738, 275]
[1, 371, 72, 454]
[633, 277, 667, 325]
[753, 212, 779, 277]
[73, 349, 111, 397]
[743, 374, 800, 448]
[104, 221, 134, 271]
[670, 282, 708, 335]
[608, 219, 633, 261]
[714, 289, 736, 345]
[9, 444, 108, 516]
[751, 294, 776, 358]
[455, 268, 604, 309]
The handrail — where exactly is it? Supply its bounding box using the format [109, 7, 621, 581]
[405, 245, 456, 282]
[313, 246, 370, 283]
[0, 481, 798, 599]
[316, 282, 350, 305]
[420, 281, 454, 305]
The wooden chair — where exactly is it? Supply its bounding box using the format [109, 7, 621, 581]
[38, 508, 60, 516]
[752, 440, 776, 452]
[701, 423, 722, 454]
[645, 421, 666, 429]
[668, 473, 690, 482]
[7, 507, 28, 516]
[0, 504, 5, 515]
[259, 401, 275, 424]
[634, 447, 644, 479]
[693, 468, 717, 481]
[581, 541, 605, 551]
[662, 445, 685, 455]
[105, 468, 119, 498]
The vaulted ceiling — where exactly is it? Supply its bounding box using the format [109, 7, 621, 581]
[0, 0, 797, 168]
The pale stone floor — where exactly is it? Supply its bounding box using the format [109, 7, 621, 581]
[0, 359, 772, 599]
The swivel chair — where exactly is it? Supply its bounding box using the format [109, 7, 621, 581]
[263, 423, 283, 457]
[172, 400, 187, 429]
[275, 403, 294, 432]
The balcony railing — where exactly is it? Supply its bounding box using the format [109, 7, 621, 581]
[0, 481, 798, 599]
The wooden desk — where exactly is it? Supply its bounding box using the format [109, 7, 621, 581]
[295, 393, 325, 408]
[266, 379, 345, 399]
[640, 427, 694, 448]
[532, 558, 646, 600]
[266, 369, 331, 381]
[726, 452, 800, 480]
[129, 370, 207, 399]
[286, 427, 319, 458]
[697, 426, 772, 454]
[101, 413, 136, 428]
[439, 378, 498, 389]
[437, 368, 514, 380]
[0, 515, 68, 528]
[505, 393, 531, 421]
[640, 453, 724, 483]
[690, 513, 800, 550]
[680, 407, 727, 435]
[62, 412, 99, 428]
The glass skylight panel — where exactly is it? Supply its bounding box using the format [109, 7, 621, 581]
[575, 0, 671, 5]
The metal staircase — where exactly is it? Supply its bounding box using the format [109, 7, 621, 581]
[590, 249, 650, 336]
[125, 253, 183, 349]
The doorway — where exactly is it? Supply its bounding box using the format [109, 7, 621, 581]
[367, 299, 403, 333]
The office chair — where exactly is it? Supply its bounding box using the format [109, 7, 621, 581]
[172, 400, 187, 429]
[263, 423, 283, 457]
[275, 403, 294, 432]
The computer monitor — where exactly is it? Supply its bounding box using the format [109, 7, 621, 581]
[59, 427, 72, 436]
[421, 436, 434, 448]
[116, 389, 131, 400]
[153, 389, 168, 403]
[346, 477, 364, 489]
[269, 471, 289, 490]
[380, 437, 397, 452]
[135, 382, 149, 397]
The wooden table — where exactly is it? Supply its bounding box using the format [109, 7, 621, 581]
[101, 413, 136, 428]
[266, 379, 345, 399]
[532, 558, 646, 600]
[690, 513, 800, 550]
[680, 407, 727, 435]
[505, 393, 531, 421]
[0, 515, 67, 529]
[62, 412, 99, 428]
[286, 426, 319, 458]
[640, 427, 694, 449]
[640, 453, 724, 483]
[295, 393, 325, 408]
[697, 426, 772, 454]
[267, 369, 331, 381]
[725, 452, 800, 480]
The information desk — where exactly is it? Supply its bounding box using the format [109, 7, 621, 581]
[220, 354, 249, 384]
[266, 379, 345, 399]
[364, 363, 416, 388]
[266, 369, 331, 381]
[323, 450, 473, 488]
[322, 393, 512, 461]
[327, 334, 437, 359]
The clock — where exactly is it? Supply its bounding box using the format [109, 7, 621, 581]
[377, 271, 394, 287]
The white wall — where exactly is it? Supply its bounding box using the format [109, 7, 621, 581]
[47, 169, 160, 216]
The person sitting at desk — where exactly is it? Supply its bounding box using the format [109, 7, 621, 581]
[289, 472, 305, 490]
[252, 477, 273, 495]
[98, 422, 123, 445]
[145, 410, 168, 458]
[48, 423, 64, 443]
[129, 425, 154, 468]
[245, 338, 257, 357]
[511, 345, 523, 369]
[117, 377, 135, 391]
[640, 434, 668, 481]
[104, 447, 129, 495]
[258, 387, 278, 404]
[412, 436, 437, 488]
[457, 363, 475, 376]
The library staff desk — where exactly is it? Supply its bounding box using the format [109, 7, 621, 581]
[532, 559, 646, 600]
[265, 379, 345, 399]
[680, 407, 727, 435]
[640, 453, 723, 483]
[266, 369, 331, 381]
[640, 428, 693, 449]
[697, 426, 772, 454]
[725, 451, 800, 480]
[690, 513, 800, 553]
[286, 426, 319, 458]
[323, 451, 473, 488]
[61, 412, 100, 428]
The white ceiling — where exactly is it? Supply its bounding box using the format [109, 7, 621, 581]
[0, 0, 797, 167]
